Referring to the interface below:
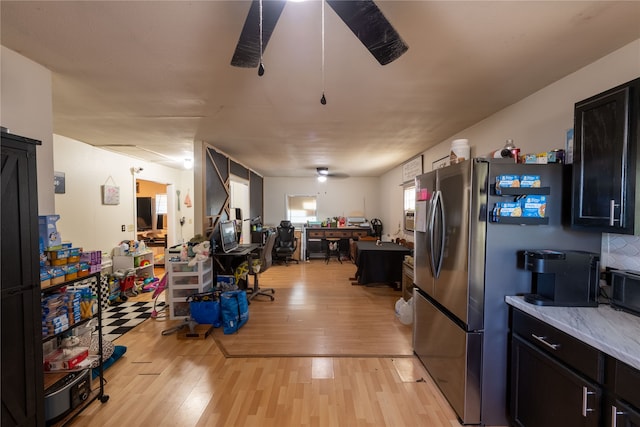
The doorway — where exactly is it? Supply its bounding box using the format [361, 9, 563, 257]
[136, 179, 170, 266]
[230, 178, 250, 244]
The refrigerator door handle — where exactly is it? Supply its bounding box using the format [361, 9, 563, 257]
[427, 193, 437, 278]
[431, 190, 445, 278]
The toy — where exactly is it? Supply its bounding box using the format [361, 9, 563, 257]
[188, 241, 211, 267]
[180, 244, 188, 262]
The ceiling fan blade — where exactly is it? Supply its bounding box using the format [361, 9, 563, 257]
[326, 0, 408, 65]
[231, 0, 287, 68]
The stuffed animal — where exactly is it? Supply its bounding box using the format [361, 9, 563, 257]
[188, 241, 211, 267]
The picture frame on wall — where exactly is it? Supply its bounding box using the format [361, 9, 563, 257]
[101, 176, 120, 205]
[54, 171, 65, 194]
[402, 155, 423, 183]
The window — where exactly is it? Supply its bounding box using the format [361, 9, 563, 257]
[287, 195, 317, 225]
[155, 194, 167, 214]
[404, 186, 415, 211]
[403, 185, 416, 231]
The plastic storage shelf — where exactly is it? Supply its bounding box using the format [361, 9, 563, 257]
[165, 257, 213, 320]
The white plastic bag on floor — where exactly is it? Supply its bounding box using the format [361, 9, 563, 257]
[395, 297, 414, 325]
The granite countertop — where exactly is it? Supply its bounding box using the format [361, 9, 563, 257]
[505, 295, 640, 371]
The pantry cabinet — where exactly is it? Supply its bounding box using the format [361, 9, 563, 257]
[571, 77, 640, 234]
[1, 132, 44, 426]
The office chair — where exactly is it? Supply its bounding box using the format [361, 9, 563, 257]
[274, 220, 299, 265]
[247, 232, 277, 302]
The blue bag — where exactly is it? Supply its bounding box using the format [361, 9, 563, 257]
[220, 290, 249, 334]
[187, 291, 221, 327]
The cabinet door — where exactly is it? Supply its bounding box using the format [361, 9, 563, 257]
[572, 78, 639, 233]
[510, 334, 601, 427]
[605, 397, 640, 427]
[1, 136, 44, 426]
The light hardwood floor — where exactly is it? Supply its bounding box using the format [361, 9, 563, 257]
[68, 260, 459, 427]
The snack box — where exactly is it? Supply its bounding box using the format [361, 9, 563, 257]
[496, 175, 520, 187]
[50, 268, 66, 285]
[38, 215, 61, 250]
[47, 249, 70, 261]
[41, 269, 52, 289]
[44, 347, 89, 371]
[494, 202, 522, 217]
[521, 195, 547, 217]
[520, 175, 541, 188]
[80, 250, 102, 265]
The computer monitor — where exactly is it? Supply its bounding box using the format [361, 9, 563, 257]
[218, 220, 239, 253]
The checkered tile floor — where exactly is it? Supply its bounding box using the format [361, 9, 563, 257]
[101, 301, 165, 342]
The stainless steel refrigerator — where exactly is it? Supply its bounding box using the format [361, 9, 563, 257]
[412, 158, 601, 426]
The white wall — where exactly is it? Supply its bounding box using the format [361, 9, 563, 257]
[264, 176, 380, 228]
[1, 46, 55, 214]
[53, 135, 194, 253]
[379, 39, 640, 269]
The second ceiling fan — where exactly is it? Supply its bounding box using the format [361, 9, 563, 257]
[230, 0, 409, 69]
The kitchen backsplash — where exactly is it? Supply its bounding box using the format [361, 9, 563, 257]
[601, 234, 640, 271]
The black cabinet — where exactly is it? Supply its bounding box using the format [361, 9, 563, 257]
[1, 132, 45, 426]
[510, 308, 640, 427]
[604, 359, 640, 427]
[605, 395, 640, 427]
[571, 77, 640, 234]
[510, 309, 602, 427]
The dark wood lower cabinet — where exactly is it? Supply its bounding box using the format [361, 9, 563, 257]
[509, 307, 640, 427]
[510, 334, 601, 427]
[605, 395, 640, 427]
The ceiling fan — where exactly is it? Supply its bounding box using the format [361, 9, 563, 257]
[315, 167, 348, 182]
[230, 0, 409, 69]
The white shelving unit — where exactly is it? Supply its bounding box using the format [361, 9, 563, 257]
[165, 257, 213, 320]
[112, 250, 154, 278]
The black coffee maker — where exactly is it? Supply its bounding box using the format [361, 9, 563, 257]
[518, 249, 600, 307]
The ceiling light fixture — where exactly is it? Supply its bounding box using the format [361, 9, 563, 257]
[317, 167, 329, 176]
[184, 158, 193, 169]
[317, 175, 327, 183]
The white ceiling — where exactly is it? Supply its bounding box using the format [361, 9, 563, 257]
[2, 1, 639, 177]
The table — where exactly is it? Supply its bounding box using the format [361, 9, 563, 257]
[353, 241, 411, 286]
[212, 243, 261, 292]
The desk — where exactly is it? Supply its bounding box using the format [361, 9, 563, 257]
[354, 241, 411, 286]
[305, 227, 370, 260]
[212, 243, 261, 294]
[213, 243, 260, 274]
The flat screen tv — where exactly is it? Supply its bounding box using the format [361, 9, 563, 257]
[136, 197, 153, 231]
[218, 220, 238, 253]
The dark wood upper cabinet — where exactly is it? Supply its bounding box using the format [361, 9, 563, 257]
[571, 77, 640, 234]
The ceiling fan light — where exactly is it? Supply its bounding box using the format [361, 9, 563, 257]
[317, 175, 327, 183]
[184, 158, 193, 169]
[317, 167, 329, 176]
